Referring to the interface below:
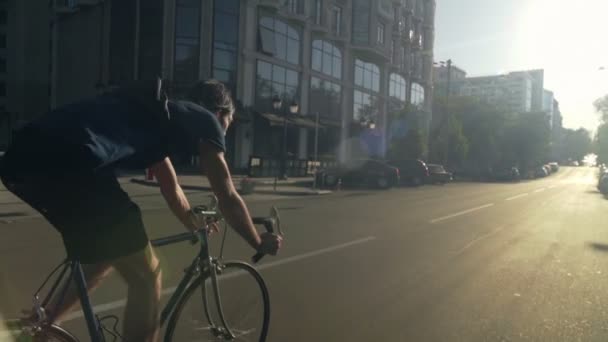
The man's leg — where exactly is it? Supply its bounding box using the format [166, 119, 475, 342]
[111, 243, 162, 342]
[45, 263, 113, 323]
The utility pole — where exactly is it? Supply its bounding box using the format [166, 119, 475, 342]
[444, 59, 452, 166]
[312, 111, 320, 189]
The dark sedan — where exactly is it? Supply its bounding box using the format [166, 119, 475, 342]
[317, 159, 400, 189]
[426, 164, 452, 184]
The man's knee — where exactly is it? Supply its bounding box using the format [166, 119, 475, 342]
[112, 245, 162, 290]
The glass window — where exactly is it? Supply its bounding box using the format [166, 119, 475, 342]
[331, 6, 342, 35]
[354, 59, 380, 92]
[310, 76, 342, 118]
[0, 10, 6, 26]
[353, 90, 376, 121]
[0, 57, 5, 72]
[311, 40, 342, 80]
[174, 0, 201, 83]
[377, 23, 385, 44]
[0, 82, 5, 97]
[411, 82, 425, 106]
[389, 73, 407, 102]
[352, 0, 370, 44]
[258, 12, 300, 65]
[314, 0, 322, 24]
[288, 0, 303, 14]
[213, 0, 239, 91]
[256, 60, 300, 111]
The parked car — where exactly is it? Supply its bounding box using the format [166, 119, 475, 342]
[316, 159, 400, 189]
[535, 166, 549, 178]
[599, 173, 608, 194]
[548, 162, 559, 173]
[426, 164, 452, 184]
[491, 166, 520, 182]
[388, 159, 429, 186]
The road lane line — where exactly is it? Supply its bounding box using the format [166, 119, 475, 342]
[62, 236, 377, 322]
[506, 193, 529, 201]
[534, 188, 546, 193]
[454, 225, 506, 255]
[430, 203, 495, 224]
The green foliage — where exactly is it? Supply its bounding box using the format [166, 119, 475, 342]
[594, 95, 608, 123]
[431, 95, 551, 170]
[556, 128, 592, 163]
[386, 105, 427, 160]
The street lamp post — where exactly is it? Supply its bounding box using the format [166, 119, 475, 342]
[274, 96, 299, 181]
[434, 59, 452, 165]
[272, 96, 282, 185]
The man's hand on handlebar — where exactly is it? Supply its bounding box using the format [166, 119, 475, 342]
[258, 232, 283, 256]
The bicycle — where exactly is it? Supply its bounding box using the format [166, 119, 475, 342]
[0, 195, 282, 341]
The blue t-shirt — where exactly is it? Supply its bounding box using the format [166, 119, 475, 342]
[27, 95, 225, 171]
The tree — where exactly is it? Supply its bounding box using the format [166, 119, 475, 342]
[387, 105, 427, 160]
[557, 128, 591, 162]
[594, 95, 608, 122]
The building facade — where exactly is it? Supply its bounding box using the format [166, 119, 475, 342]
[459, 69, 545, 114]
[4, 0, 436, 173]
[432, 63, 466, 97]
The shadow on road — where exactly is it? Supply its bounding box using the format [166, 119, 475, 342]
[587, 242, 608, 252]
[277, 206, 304, 211]
[0, 212, 27, 218]
[344, 192, 375, 197]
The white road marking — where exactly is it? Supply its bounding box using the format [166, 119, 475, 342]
[453, 226, 506, 255]
[430, 203, 495, 224]
[534, 188, 546, 193]
[62, 236, 377, 322]
[506, 193, 529, 201]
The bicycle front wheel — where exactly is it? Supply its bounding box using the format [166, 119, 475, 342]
[1, 319, 79, 342]
[165, 261, 270, 342]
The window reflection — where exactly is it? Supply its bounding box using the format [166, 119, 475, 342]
[310, 77, 342, 118]
[256, 60, 299, 111]
[174, 0, 201, 83]
[258, 11, 301, 65]
[390, 73, 407, 102]
[312, 40, 342, 80]
[355, 59, 380, 92]
[411, 82, 425, 106]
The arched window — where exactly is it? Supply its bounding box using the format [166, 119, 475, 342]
[312, 40, 342, 79]
[411, 82, 425, 106]
[389, 73, 407, 102]
[354, 59, 380, 92]
[258, 12, 301, 64]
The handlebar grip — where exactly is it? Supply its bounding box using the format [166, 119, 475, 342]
[251, 217, 275, 263]
[252, 252, 264, 263]
[252, 217, 274, 233]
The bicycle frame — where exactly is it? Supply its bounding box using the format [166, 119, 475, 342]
[34, 226, 236, 341]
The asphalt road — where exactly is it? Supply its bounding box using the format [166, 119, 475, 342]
[1, 166, 607, 341]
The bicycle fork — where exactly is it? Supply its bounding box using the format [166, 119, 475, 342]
[201, 257, 237, 340]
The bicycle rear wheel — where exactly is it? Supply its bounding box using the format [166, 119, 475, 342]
[1, 319, 79, 342]
[165, 261, 270, 342]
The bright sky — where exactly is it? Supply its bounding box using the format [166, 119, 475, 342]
[434, 0, 608, 131]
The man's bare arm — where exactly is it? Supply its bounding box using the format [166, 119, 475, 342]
[150, 158, 198, 231]
[200, 142, 262, 250]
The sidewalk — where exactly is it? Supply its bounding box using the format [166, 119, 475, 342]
[129, 174, 332, 196]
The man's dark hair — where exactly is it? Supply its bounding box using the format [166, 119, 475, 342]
[188, 80, 235, 117]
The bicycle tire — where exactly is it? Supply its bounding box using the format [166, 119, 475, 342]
[164, 261, 270, 342]
[1, 319, 79, 342]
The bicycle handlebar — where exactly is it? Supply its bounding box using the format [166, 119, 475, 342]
[191, 197, 282, 264]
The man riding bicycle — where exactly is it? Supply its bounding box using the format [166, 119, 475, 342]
[0, 79, 282, 341]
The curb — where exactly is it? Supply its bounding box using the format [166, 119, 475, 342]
[130, 179, 332, 197]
